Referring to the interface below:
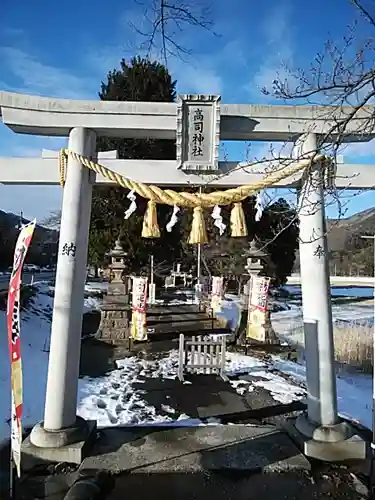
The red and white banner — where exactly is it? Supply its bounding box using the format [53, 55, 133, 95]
[7, 220, 36, 477]
[211, 276, 224, 313]
[246, 276, 271, 342]
[130, 277, 148, 341]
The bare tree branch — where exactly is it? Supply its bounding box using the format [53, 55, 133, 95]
[350, 0, 375, 28]
[249, 0, 375, 269]
[129, 0, 218, 65]
[264, 2, 375, 150]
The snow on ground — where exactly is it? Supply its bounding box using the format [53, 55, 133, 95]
[83, 295, 102, 313]
[271, 299, 374, 346]
[217, 288, 374, 428]
[223, 351, 305, 404]
[49, 283, 102, 313]
[84, 281, 108, 293]
[216, 295, 242, 331]
[272, 356, 373, 429]
[0, 283, 103, 443]
[0, 282, 373, 446]
[0, 286, 52, 444]
[0, 283, 304, 444]
[77, 350, 305, 429]
[268, 286, 374, 428]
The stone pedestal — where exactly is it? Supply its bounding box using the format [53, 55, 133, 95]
[97, 301, 130, 344]
[96, 240, 130, 345]
[263, 308, 279, 344]
[242, 239, 279, 346]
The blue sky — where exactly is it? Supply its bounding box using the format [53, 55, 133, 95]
[0, 0, 374, 222]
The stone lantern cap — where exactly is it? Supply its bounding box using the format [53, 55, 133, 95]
[107, 239, 128, 274]
[107, 239, 127, 258]
[244, 238, 267, 275]
[243, 238, 267, 259]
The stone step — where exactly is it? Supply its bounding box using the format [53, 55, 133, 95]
[147, 312, 214, 325]
[147, 326, 232, 342]
[80, 425, 311, 477]
[150, 318, 221, 333]
[147, 304, 204, 316]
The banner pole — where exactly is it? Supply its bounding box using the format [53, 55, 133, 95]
[9, 448, 14, 499]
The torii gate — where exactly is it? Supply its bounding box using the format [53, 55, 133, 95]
[0, 92, 372, 462]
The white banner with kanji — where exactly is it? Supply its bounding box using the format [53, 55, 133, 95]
[8, 220, 36, 477]
[130, 277, 148, 341]
[246, 276, 271, 342]
[211, 276, 224, 313]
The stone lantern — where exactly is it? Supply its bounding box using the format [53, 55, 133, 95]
[96, 239, 131, 345]
[241, 238, 279, 345]
[106, 239, 128, 302]
[242, 239, 267, 302]
[245, 239, 267, 276]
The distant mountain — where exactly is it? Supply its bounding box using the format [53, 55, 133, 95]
[0, 210, 58, 269]
[293, 207, 375, 275]
[327, 207, 375, 251]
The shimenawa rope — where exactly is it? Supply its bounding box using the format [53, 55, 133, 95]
[58, 148, 330, 243]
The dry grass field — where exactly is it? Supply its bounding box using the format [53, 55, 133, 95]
[284, 319, 373, 373]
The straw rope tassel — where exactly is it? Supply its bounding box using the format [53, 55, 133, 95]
[142, 200, 160, 238]
[189, 206, 208, 244]
[230, 202, 248, 237]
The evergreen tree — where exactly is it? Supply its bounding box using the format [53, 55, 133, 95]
[89, 56, 181, 271]
[189, 197, 299, 288]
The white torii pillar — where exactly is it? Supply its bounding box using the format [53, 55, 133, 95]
[30, 127, 97, 450]
[295, 133, 366, 460]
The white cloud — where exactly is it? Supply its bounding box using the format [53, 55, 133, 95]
[170, 57, 222, 95]
[0, 46, 95, 99]
[85, 46, 126, 79]
[169, 37, 248, 96]
[104, 4, 250, 98]
[247, 3, 295, 99]
[1, 27, 25, 38]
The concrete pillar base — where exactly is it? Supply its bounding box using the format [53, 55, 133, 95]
[24, 418, 97, 466]
[29, 416, 96, 449]
[295, 413, 352, 441]
[294, 413, 368, 462]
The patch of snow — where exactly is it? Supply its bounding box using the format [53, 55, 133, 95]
[0, 286, 52, 443]
[225, 352, 266, 375]
[1, 283, 373, 448]
[83, 296, 102, 313]
[151, 298, 192, 306]
[224, 352, 305, 404]
[77, 351, 220, 428]
[252, 373, 305, 404]
[216, 296, 241, 331]
[77, 349, 306, 429]
[272, 300, 375, 347]
[0, 284, 104, 444]
[271, 289, 374, 427]
[272, 356, 372, 429]
[85, 281, 108, 293]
